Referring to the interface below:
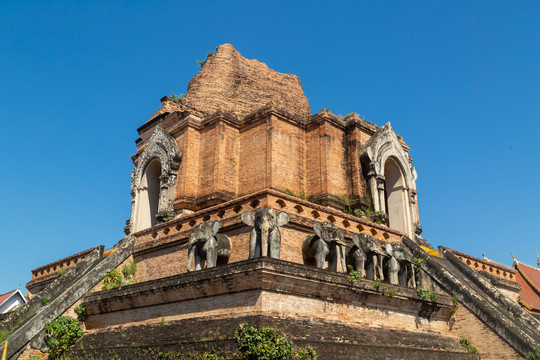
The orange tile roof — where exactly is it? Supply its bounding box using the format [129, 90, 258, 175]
[514, 261, 540, 313]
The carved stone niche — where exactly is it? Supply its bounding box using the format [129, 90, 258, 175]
[128, 127, 182, 234]
[360, 123, 419, 238]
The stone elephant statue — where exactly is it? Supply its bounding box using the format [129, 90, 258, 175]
[302, 221, 347, 272]
[385, 242, 416, 287]
[346, 235, 368, 278]
[187, 220, 232, 272]
[241, 207, 290, 259]
[353, 233, 388, 281]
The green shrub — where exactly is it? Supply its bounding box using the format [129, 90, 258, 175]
[102, 269, 123, 290]
[122, 260, 137, 279]
[527, 348, 540, 360]
[459, 337, 477, 354]
[168, 93, 185, 103]
[372, 279, 381, 290]
[450, 294, 459, 313]
[413, 257, 426, 272]
[74, 304, 86, 322]
[197, 51, 215, 68]
[382, 288, 396, 297]
[296, 346, 317, 359]
[347, 265, 362, 284]
[0, 328, 9, 343]
[42, 295, 50, 306]
[56, 267, 67, 276]
[45, 316, 83, 358]
[416, 286, 429, 301]
[235, 324, 294, 360]
[235, 324, 316, 360]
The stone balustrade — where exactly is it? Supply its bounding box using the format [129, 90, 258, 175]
[444, 247, 516, 282]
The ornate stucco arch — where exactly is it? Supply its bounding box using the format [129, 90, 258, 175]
[361, 123, 419, 237]
[129, 126, 182, 233]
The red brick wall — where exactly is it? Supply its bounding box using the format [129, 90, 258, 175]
[450, 304, 523, 359]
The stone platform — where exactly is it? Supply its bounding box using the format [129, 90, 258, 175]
[71, 258, 472, 359]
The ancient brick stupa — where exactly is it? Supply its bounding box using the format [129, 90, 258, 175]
[4, 44, 539, 360]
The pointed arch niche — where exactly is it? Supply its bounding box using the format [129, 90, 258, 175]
[129, 127, 182, 233]
[384, 157, 408, 233]
[361, 123, 418, 237]
[133, 159, 162, 231]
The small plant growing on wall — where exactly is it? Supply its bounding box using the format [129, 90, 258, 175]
[168, 93, 185, 103]
[0, 328, 9, 343]
[197, 51, 215, 68]
[382, 288, 396, 297]
[459, 337, 477, 354]
[450, 294, 459, 313]
[45, 316, 83, 359]
[527, 348, 540, 360]
[102, 269, 123, 290]
[122, 260, 137, 284]
[56, 267, 67, 277]
[347, 265, 362, 284]
[412, 257, 426, 272]
[74, 304, 86, 322]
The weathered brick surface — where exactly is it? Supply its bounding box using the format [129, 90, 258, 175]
[82, 258, 453, 334]
[68, 315, 474, 360]
[268, 115, 305, 194]
[450, 305, 523, 360]
[138, 104, 414, 217]
[183, 44, 311, 119]
[176, 125, 200, 200]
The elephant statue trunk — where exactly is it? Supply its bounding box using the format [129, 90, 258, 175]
[241, 207, 290, 259]
[187, 220, 231, 272]
[302, 221, 347, 272]
[352, 233, 388, 281]
[385, 242, 416, 287]
[259, 219, 272, 257]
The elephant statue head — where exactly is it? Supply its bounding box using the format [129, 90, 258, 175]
[352, 233, 388, 281]
[241, 207, 290, 259]
[302, 221, 347, 272]
[187, 220, 232, 272]
[386, 242, 416, 287]
[347, 236, 367, 278]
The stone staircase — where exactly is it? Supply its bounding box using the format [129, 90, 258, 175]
[403, 236, 540, 358]
[0, 236, 135, 360]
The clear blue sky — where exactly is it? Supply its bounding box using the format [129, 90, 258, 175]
[1, 1, 539, 294]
